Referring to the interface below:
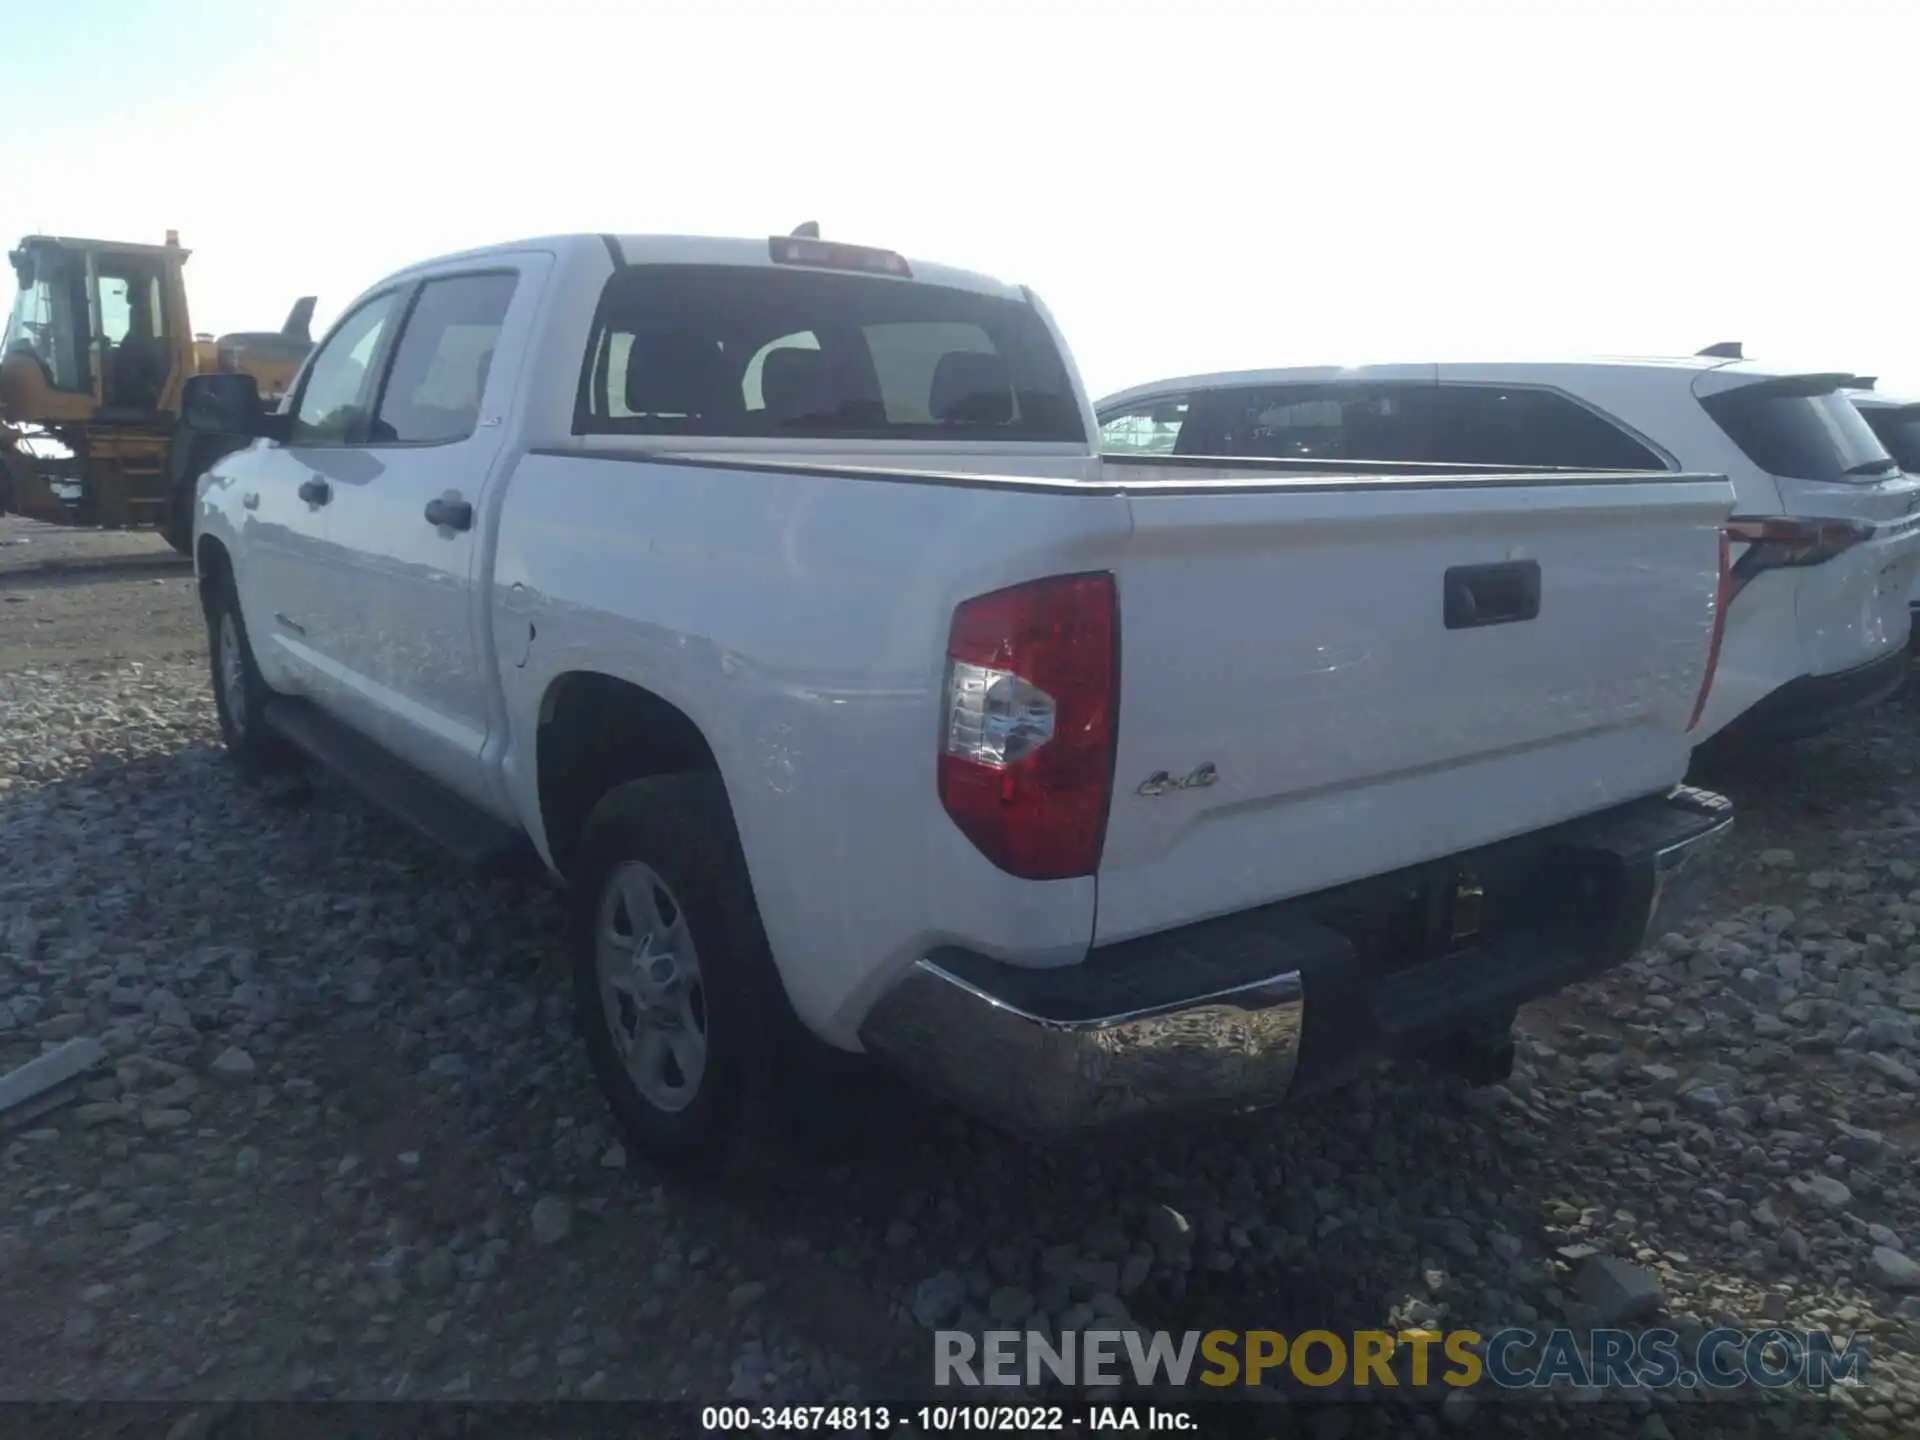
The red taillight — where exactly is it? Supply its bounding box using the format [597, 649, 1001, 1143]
[1688, 530, 1732, 733]
[1724, 515, 1875, 601]
[937, 573, 1118, 880]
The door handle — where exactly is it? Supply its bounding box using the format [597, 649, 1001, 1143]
[424, 496, 474, 532]
[297, 477, 331, 507]
[1444, 561, 1542, 630]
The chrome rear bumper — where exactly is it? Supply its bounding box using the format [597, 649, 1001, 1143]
[858, 958, 1307, 1137]
[859, 785, 1731, 1139]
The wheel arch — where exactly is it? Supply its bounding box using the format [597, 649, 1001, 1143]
[533, 669, 726, 883]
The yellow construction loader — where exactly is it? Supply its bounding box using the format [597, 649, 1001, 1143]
[0, 230, 315, 553]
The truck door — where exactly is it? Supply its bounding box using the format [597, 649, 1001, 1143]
[232, 289, 407, 702]
[312, 257, 547, 813]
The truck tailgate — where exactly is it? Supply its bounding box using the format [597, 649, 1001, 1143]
[1094, 470, 1735, 945]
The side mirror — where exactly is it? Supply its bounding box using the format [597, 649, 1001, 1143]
[181, 372, 285, 439]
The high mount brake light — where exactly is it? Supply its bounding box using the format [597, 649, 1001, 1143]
[767, 236, 912, 278]
[1688, 530, 1732, 733]
[937, 574, 1118, 880]
[1724, 515, 1876, 601]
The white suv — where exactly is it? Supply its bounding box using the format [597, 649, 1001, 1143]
[1845, 381, 1920, 621]
[1098, 353, 1920, 744]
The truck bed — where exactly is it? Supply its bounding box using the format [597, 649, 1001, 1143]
[498, 444, 1732, 1034]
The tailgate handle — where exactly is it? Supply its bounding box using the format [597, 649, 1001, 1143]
[1444, 561, 1540, 630]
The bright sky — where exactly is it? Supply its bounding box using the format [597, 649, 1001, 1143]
[4, 0, 1914, 402]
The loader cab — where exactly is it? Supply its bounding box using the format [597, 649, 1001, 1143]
[0, 233, 192, 424]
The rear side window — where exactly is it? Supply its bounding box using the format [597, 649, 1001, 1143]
[1428, 386, 1667, 470]
[373, 273, 517, 445]
[1700, 383, 1897, 482]
[1098, 397, 1189, 454]
[1175, 384, 1430, 460]
[1857, 406, 1920, 472]
[577, 265, 1084, 442]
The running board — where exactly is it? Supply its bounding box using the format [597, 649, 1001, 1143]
[261, 698, 535, 877]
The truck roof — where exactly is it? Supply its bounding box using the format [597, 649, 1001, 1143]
[378, 233, 1028, 302]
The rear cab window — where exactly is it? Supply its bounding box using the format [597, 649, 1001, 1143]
[576, 264, 1085, 443]
[1700, 380, 1899, 482]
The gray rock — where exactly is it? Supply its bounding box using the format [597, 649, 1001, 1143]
[1575, 1256, 1666, 1324]
[1800, 1175, 1852, 1211]
[123, 1221, 171, 1257]
[1869, 1247, 1920, 1290]
[912, 1271, 968, 1329]
[417, 1248, 456, 1295]
[1681, 1086, 1726, 1115]
[209, 1046, 256, 1082]
[1865, 1053, 1918, 1087]
[529, 1196, 571, 1247]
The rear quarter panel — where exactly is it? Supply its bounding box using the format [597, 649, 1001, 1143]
[492, 455, 1127, 1045]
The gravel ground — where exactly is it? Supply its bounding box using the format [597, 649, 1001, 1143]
[2, 517, 1918, 1437]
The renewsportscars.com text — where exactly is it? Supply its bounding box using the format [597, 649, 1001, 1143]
[935, 1327, 1868, 1393]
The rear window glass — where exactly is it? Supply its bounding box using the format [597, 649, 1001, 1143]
[577, 264, 1085, 443]
[1700, 384, 1897, 482]
[1858, 407, 1920, 472]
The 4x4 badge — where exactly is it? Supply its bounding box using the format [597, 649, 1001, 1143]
[1137, 763, 1219, 797]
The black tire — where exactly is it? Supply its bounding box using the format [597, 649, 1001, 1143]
[570, 773, 807, 1179]
[203, 571, 295, 777]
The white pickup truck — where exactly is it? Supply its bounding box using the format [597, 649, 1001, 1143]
[180, 230, 1736, 1175]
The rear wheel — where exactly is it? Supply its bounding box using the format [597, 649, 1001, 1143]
[570, 773, 805, 1178]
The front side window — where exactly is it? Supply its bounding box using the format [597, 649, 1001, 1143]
[372, 273, 517, 444]
[1855, 405, 1920, 474]
[1700, 382, 1897, 483]
[1177, 384, 1431, 461]
[1099, 397, 1189, 455]
[4, 248, 88, 391]
[290, 291, 402, 445]
[1428, 386, 1667, 470]
[579, 264, 1085, 442]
